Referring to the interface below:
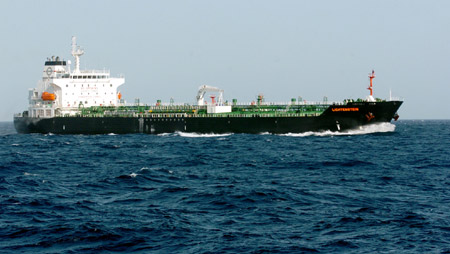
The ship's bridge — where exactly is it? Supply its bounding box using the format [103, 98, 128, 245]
[54, 71, 113, 80]
[45, 60, 66, 66]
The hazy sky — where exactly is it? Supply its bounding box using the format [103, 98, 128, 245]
[1, 0, 449, 121]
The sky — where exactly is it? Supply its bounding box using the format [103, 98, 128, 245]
[1, 0, 449, 121]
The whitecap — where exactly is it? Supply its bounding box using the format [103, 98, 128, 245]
[176, 132, 233, 138]
[157, 133, 173, 136]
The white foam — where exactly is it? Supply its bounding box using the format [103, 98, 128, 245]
[108, 133, 117, 136]
[176, 132, 233, 138]
[129, 173, 138, 178]
[157, 133, 173, 136]
[280, 122, 396, 137]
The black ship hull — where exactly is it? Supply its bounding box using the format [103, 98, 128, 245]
[14, 101, 402, 134]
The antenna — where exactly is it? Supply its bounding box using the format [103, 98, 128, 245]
[71, 36, 84, 73]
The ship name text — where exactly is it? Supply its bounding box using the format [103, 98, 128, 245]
[331, 107, 359, 112]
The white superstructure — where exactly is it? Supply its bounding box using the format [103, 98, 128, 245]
[28, 37, 125, 118]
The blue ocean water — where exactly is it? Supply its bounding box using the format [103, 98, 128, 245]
[0, 120, 449, 253]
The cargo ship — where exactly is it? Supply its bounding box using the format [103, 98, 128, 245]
[14, 37, 402, 134]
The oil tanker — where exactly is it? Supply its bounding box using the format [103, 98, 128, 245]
[14, 38, 402, 134]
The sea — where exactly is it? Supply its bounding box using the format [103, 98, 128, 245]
[0, 120, 449, 253]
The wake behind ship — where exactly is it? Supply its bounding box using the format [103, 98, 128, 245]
[14, 38, 402, 134]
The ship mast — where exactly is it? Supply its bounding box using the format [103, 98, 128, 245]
[71, 36, 84, 73]
[367, 70, 376, 102]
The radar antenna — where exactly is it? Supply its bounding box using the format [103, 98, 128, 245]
[71, 36, 84, 73]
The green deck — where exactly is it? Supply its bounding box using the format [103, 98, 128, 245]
[75, 104, 330, 118]
[73, 98, 386, 118]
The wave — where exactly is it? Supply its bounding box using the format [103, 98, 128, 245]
[154, 123, 394, 137]
[157, 133, 173, 136]
[24, 172, 38, 176]
[280, 122, 396, 137]
[176, 132, 233, 138]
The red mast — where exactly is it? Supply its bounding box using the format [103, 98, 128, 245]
[368, 70, 375, 96]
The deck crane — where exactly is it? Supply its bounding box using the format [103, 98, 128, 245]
[196, 85, 224, 106]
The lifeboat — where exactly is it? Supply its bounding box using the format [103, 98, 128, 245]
[41, 92, 56, 101]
